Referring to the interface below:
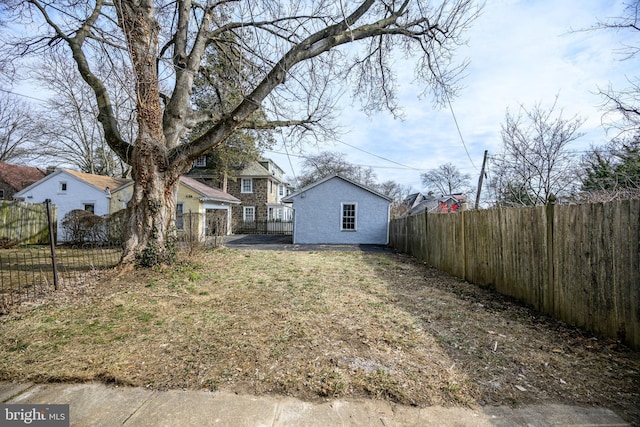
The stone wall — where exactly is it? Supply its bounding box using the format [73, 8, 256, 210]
[228, 177, 271, 224]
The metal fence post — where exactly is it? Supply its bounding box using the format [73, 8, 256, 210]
[45, 199, 59, 291]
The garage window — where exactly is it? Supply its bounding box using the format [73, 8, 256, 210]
[341, 203, 356, 231]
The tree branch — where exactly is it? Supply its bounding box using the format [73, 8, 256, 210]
[25, 0, 133, 163]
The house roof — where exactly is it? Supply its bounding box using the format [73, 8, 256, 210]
[13, 168, 132, 200]
[0, 162, 46, 191]
[439, 194, 466, 202]
[111, 176, 240, 204]
[403, 193, 467, 216]
[404, 199, 437, 216]
[238, 161, 274, 177]
[237, 160, 287, 183]
[63, 169, 130, 192]
[258, 157, 285, 176]
[179, 176, 240, 203]
[283, 174, 393, 203]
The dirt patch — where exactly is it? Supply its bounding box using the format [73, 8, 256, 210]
[0, 249, 638, 424]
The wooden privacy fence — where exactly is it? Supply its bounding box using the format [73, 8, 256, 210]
[0, 200, 56, 246]
[390, 199, 640, 350]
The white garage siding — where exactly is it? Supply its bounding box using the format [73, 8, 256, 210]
[286, 175, 391, 245]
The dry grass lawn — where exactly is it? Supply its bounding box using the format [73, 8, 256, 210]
[1, 248, 639, 424]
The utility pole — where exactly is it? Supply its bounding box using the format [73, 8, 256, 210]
[475, 150, 488, 210]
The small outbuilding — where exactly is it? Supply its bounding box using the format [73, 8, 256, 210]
[283, 174, 391, 245]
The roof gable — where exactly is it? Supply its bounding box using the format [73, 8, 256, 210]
[0, 162, 46, 191]
[284, 174, 392, 202]
[14, 169, 131, 198]
[237, 161, 275, 179]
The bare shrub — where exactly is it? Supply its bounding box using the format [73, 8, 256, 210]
[61, 210, 104, 244]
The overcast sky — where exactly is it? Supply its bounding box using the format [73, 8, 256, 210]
[265, 0, 638, 192]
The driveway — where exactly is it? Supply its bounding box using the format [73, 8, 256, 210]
[223, 234, 392, 252]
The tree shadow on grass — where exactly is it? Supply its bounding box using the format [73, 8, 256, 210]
[362, 251, 640, 425]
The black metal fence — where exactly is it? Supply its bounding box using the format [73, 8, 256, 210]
[0, 244, 122, 313]
[233, 220, 293, 235]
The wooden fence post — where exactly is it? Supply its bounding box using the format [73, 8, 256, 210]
[45, 199, 59, 291]
[461, 209, 466, 281]
[545, 194, 556, 315]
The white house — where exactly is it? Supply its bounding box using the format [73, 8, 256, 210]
[13, 169, 129, 241]
[283, 175, 392, 245]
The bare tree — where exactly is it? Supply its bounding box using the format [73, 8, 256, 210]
[589, 1, 640, 136]
[489, 97, 584, 206]
[32, 52, 134, 177]
[421, 162, 472, 195]
[298, 151, 377, 188]
[1, 0, 481, 265]
[377, 179, 414, 218]
[0, 92, 44, 164]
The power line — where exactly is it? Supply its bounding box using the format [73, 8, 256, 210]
[263, 149, 431, 172]
[281, 140, 299, 188]
[0, 88, 48, 103]
[333, 139, 426, 171]
[414, 0, 477, 172]
[431, 58, 477, 170]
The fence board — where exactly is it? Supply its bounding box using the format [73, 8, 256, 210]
[1, 201, 55, 246]
[390, 199, 640, 350]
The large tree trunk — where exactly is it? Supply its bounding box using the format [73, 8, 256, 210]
[116, 0, 183, 266]
[121, 147, 181, 266]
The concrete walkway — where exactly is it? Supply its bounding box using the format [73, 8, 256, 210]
[0, 382, 631, 426]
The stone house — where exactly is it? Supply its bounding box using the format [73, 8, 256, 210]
[228, 159, 293, 225]
[187, 155, 293, 231]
